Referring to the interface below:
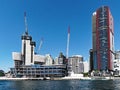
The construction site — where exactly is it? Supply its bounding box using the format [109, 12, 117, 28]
[10, 12, 70, 78]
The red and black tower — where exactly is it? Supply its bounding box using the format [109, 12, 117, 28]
[92, 6, 114, 71]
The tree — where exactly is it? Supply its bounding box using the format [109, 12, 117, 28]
[0, 70, 5, 76]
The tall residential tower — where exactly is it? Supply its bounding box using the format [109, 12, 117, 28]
[92, 6, 114, 71]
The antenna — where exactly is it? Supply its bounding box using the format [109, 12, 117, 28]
[38, 37, 44, 54]
[24, 12, 28, 35]
[66, 26, 70, 58]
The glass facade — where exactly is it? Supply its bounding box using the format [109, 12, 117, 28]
[10, 65, 67, 78]
[96, 6, 109, 70]
[93, 6, 114, 71]
[93, 51, 97, 70]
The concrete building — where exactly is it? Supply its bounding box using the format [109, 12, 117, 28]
[92, 6, 114, 71]
[11, 31, 67, 78]
[68, 55, 84, 76]
[114, 51, 120, 76]
[10, 13, 67, 78]
[12, 32, 45, 67]
[58, 52, 67, 64]
[45, 54, 53, 65]
[83, 61, 89, 73]
[54, 57, 59, 65]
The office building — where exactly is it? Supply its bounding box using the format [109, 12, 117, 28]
[58, 52, 67, 64]
[92, 6, 114, 71]
[89, 49, 94, 72]
[114, 51, 120, 76]
[83, 61, 89, 73]
[68, 55, 84, 76]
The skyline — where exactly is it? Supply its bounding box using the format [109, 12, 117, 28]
[0, 0, 120, 72]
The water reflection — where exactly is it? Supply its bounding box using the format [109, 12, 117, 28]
[89, 80, 115, 90]
[0, 80, 120, 90]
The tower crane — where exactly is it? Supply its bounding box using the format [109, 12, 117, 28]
[38, 37, 44, 54]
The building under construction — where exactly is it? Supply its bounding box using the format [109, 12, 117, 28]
[10, 12, 67, 78]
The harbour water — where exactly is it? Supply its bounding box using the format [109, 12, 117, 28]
[0, 80, 120, 90]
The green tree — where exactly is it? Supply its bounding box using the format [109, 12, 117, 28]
[0, 70, 5, 76]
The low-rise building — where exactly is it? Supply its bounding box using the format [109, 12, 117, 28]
[58, 52, 67, 64]
[68, 55, 84, 76]
[45, 54, 53, 65]
[10, 64, 66, 78]
[114, 51, 120, 76]
[54, 57, 59, 65]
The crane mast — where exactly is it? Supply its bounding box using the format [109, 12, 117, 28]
[38, 37, 44, 54]
[24, 12, 28, 35]
[66, 26, 70, 59]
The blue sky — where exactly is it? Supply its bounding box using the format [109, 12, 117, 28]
[0, 0, 120, 72]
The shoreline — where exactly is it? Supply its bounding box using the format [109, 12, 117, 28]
[0, 76, 120, 81]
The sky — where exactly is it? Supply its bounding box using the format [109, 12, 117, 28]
[0, 0, 120, 72]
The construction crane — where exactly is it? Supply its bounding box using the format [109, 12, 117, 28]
[24, 12, 28, 35]
[38, 37, 44, 54]
[66, 26, 70, 59]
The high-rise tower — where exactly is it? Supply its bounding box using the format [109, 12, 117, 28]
[21, 12, 36, 65]
[92, 6, 114, 71]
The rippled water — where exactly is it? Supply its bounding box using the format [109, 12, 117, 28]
[0, 80, 120, 90]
